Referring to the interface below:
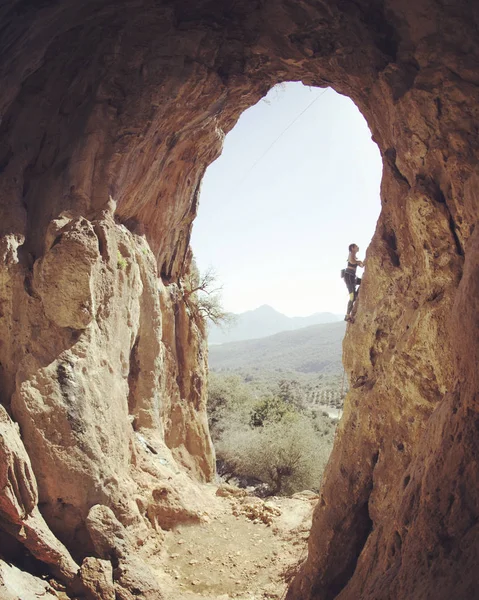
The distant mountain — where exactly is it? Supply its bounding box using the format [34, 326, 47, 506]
[208, 321, 346, 376]
[208, 304, 341, 345]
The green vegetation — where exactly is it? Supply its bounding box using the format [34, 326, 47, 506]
[207, 319, 348, 495]
[208, 320, 348, 419]
[217, 418, 329, 496]
[210, 368, 345, 412]
[208, 372, 339, 496]
[117, 250, 127, 269]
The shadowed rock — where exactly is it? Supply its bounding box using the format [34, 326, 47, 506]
[0, 1, 478, 599]
[0, 406, 79, 582]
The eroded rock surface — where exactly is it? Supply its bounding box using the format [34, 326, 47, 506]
[79, 557, 115, 600]
[0, 1, 478, 598]
[0, 206, 213, 594]
[0, 560, 60, 600]
[0, 405, 79, 582]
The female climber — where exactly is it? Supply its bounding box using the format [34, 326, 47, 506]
[343, 243, 363, 322]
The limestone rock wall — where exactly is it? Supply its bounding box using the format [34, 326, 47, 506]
[0, 204, 214, 594]
[0, 1, 478, 598]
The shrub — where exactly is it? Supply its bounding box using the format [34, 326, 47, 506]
[216, 417, 329, 496]
[117, 250, 127, 269]
[249, 395, 295, 427]
[208, 373, 338, 496]
[278, 379, 306, 411]
[207, 373, 257, 439]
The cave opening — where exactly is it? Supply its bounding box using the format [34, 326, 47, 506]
[0, 2, 478, 599]
[191, 81, 383, 514]
[192, 80, 382, 320]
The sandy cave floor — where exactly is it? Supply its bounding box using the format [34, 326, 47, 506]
[157, 486, 317, 600]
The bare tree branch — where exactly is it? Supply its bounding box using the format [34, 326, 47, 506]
[182, 261, 235, 328]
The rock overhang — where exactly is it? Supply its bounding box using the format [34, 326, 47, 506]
[0, 1, 478, 599]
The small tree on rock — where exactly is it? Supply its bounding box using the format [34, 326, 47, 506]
[182, 261, 234, 329]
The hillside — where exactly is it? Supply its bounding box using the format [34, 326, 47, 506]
[208, 304, 341, 344]
[208, 321, 346, 376]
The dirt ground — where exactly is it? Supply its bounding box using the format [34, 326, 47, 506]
[158, 485, 317, 600]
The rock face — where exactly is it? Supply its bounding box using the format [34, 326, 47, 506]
[0, 201, 214, 592]
[0, 1, 478, 598]
[0, 405, 79, 582]
[0, 561, 60, 600]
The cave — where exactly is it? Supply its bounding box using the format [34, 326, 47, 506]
[0, 1, 478, 599]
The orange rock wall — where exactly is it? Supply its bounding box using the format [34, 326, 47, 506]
[0, 1, 478, 598]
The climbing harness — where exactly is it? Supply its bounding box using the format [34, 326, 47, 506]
[343, 250, 363, 320]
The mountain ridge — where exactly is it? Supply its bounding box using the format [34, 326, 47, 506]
[208, 320, 346, 376]
[208, 304, 341, 345]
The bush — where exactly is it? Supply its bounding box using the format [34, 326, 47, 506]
[249, 395, 295, 427]
[207, 373, 338, 496]
[216, 417, 329, 495]
[278, 379, 306, 411]
[207, 373, 257, 439]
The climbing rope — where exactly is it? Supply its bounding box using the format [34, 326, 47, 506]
[236, 87, 330, 188]
[340, 367, 346, 399]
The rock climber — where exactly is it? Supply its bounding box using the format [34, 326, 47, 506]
[342, 243, 363, 322]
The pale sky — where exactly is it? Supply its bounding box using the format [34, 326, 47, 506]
[191, 82, 383, 317]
